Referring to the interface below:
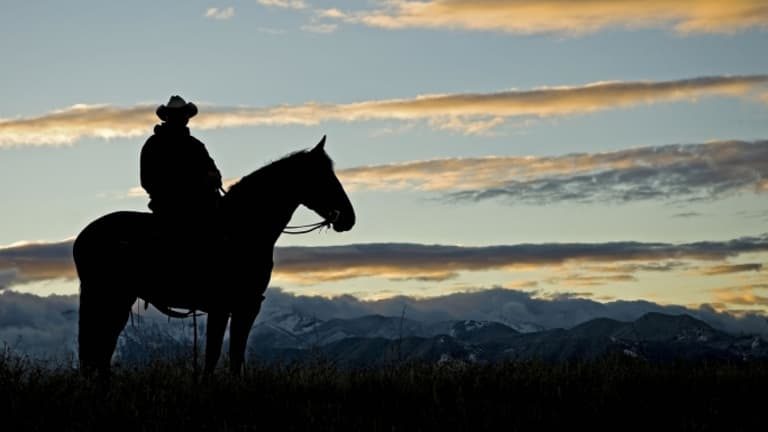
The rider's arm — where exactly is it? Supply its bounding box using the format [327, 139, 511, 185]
[193, 137, 223, 189]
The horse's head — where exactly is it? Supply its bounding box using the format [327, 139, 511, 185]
[298, 136, 356, 232]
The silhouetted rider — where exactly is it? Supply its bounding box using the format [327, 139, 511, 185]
[140, 95, 222, 232]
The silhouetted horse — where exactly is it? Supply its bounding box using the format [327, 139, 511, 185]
[74, 136, 355, 375]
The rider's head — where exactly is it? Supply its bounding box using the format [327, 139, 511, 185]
[156, 95, 197, 126]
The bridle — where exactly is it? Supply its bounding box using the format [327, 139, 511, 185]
[282, 209, 340, 235]
[220, 186, 340, 235]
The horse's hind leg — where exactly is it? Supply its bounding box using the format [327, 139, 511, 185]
[79, 283, 135, 375]
[228, 295, 265, 375]
[204, 311, 229, 375]
[228, 307, 260, 375]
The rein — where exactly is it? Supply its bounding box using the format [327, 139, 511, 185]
[282, 220, 332, 235]
[221, 186, 339, 235]
[284, 209, 339, 234]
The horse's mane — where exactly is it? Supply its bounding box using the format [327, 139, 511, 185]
[227, 148, 334, 196]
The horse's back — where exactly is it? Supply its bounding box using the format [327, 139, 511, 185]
[73, 211, 155, 280]
[76, 210, 153, 240]
[73, 210, 224, 305]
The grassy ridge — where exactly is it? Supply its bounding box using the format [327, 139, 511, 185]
[1, 351, 766, 431]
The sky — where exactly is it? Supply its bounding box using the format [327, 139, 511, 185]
[1, 0, 768, 335]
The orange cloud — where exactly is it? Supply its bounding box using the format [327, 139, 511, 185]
[712, 284, 768, 306]
[325, 0, 768, 35]
[2, 75, 766, 146]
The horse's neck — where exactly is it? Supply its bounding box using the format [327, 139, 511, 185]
[226, 174, 299, 247]
[257, 191, 299, 246]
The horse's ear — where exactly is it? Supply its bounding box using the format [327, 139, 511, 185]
[312, 135, 326, 153]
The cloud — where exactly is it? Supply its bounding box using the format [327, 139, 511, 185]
[339, 140, 768, 204]
[205, 7, 235, 20]
[301, 23, 338, 33]
[256, 27, 287, 35]
[673, 212, 704, 218]
[0, 268, 19, 290]
[0, 104, 155, 147]
[711, 284, 768, 307]
[503, 280, 539, 289]
[546, 274, 637, 287]
[271, 236, 768, 284]
[700, 263, 763, 275]
[0, 240, 76, 287]
[2, 75, 766, 146]
[582, 262, 690, 274]
[323, 0, 768, 35]
[0, 291, 193, 360]
[258, 0, 308, 10]
[737, 209, 768, 221]
[447, 141, 768, 204]
[0, 291, 79, 358]
[3, 235, 768, 288]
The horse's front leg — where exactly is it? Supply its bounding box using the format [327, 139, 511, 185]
[204, 311, 229, 375]
[229, 297, 264, 374]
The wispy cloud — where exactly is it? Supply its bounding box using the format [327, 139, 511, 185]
[672, 212, 704, 218]
[339, 140, 768, 204]
[301, 23, 338, 33]
[2, 75, 766, 146]
[256, 27, 287, 35]
[546, 274, 637, 287]
[323, 0, 768, 35]
[205, 7, 235, 20]
[258, 0, 307, 10]
[582, 262, 690, 274]
[700, 263, 763, 275]
[2, 235, 767, 288]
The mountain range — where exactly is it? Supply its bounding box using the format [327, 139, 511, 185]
[117, 311, 768, 366]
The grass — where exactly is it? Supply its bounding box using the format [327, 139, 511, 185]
[1, 349, 767, 431]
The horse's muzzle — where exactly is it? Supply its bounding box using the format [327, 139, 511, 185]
[331, 209, 355, 232]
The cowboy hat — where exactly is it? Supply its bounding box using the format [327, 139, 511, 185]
[156, 95, 198, 121]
